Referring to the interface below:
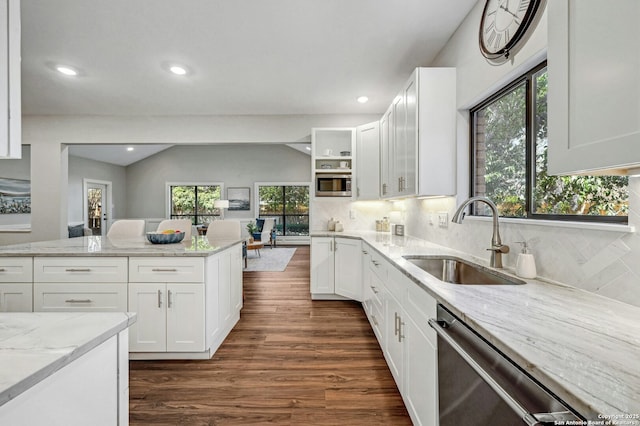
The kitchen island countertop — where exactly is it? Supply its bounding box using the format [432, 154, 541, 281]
[0, 235, 241, 257]
[312, 230, 640, 421]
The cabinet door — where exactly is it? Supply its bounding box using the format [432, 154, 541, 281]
[355, 121, 380, 200]
[128, 283, 167, 352]
[217, 249, 232, 326]
[310, 237, 335, 294]
[402, 72, 418, 196]
[166, 283, 205, 352]
[404, 313, 438, 426]
[380, 107, 392, 197]
[385, 294, 404, 390]
[0, 283, 32, 312]
[334, 238, 362, 301]
[389, 95, 403, 197]
[548, 0, 640, 175]
[231, 244, 243, 312]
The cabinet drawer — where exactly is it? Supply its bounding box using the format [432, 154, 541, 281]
[405, 280, 437, 344]
[369, 250, 388, 282]
[0, 257, 33, 282]
[34, 257, 127, 283]
[34, 283, 127, 312]
[129, 257, 204, 283]
[385, 265, 407, 304]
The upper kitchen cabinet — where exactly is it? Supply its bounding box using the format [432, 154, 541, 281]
[0, 0, 21, 159]
[383, 67, 456, 198]
[355, 121, 380, 200]
[312, 128, 355, 198]
[548, 0, 640, 175]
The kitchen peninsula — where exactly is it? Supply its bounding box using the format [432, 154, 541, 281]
[0, 235, 243, 360]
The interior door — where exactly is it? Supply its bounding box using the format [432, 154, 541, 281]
[86, 182, 107, 236]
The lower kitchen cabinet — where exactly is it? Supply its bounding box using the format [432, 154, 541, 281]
[360, 247, 438, 426]
[0, 283, 32, 312]
[404, 313, 438, 426]
[310, 236, 362, 300]
[0, 257, 33, 312]
[128, 282, 205, 352]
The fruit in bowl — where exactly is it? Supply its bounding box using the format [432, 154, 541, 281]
[147, 230, 185, 244]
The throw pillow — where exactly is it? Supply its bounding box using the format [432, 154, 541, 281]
[68, 224, 84, 238]
[255, 218, 265, 232]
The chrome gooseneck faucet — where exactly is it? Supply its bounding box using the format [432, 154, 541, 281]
[452, 196, 509, 268]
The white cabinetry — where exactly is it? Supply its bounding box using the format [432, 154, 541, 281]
[311, 128, 355, 198]
[548, 0, 640, 175]
[128, 258, 205, 353]
[355, 121, 380, 200]
[310, 236, 362, 300]
[361, 246, 439, 426]
[0, 0, 21, 159]
[0, 257, 32, 312]
[33, 258, 127, 312]
[382, 67, 456, 198]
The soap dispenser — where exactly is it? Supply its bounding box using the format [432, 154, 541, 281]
[515, 241, 537, 279]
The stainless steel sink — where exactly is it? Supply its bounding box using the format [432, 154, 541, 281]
[402, 255, 525, 285]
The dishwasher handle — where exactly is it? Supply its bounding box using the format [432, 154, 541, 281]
[428, 318, 574, 426]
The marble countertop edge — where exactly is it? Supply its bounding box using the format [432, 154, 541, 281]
[0, 312, 137, 408]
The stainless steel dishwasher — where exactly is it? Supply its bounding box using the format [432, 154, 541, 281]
[429, 305, 584, 426]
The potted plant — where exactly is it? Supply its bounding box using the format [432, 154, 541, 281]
[246, 221, 258, 242]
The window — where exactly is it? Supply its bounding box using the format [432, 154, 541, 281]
[257, 184, 310, 236]
[471, 63, 628, 222]
[168, 184, 222, 225]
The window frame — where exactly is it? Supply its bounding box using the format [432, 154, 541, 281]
[255, 182, 311, 237]
[469, 61, 628, 224]
[165, 182, 224, 225]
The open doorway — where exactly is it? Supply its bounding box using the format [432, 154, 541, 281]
[83, 179, 112, 236]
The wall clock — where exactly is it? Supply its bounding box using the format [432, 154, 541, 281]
[479, 0, 544, 62]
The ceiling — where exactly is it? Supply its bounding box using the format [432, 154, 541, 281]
[21, 0, 476, 117]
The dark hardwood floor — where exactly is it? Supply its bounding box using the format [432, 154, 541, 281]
[129, 245, 411, 425]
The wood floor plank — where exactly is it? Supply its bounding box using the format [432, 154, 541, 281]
[129, 245, 412, 425]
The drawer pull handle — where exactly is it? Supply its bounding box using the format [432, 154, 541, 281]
[65, 299, 92, 303]
[0, 268, 5, 272]
[151, 268, 178, 272]
[65, 268, 91, 272]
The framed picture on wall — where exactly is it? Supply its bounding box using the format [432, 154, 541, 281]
[227, 187, 250, 211]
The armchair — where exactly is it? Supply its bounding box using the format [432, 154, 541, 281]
[252, 218, 276, 248]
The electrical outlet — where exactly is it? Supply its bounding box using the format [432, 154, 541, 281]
[349, 209, 356, 220]
[428, 213, 434, 226]
[438, 212, 448, 228]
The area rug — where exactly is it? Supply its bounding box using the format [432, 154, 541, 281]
[245, 247, 297, 272]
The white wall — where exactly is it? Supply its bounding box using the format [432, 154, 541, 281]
[125, 144, 311, 220]
[67, 156, 128, 224]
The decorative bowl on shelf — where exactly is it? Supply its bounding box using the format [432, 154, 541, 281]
[146, 231, 185, 244]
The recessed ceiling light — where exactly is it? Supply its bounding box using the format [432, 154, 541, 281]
[126, 147, 134, 152]
[56, 65, 78, 76]
[169, 65, 187, 75]
[357, 96, 369, 104]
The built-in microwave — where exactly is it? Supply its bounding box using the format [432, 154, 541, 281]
[315, 174, 352, 197]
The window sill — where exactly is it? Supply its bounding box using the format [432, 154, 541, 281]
[464, 216, 635, 233]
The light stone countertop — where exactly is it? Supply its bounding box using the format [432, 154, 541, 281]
[0, 312, 136, 407]
[312, 230, 640, 421]
[0, 235, 241, 257]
